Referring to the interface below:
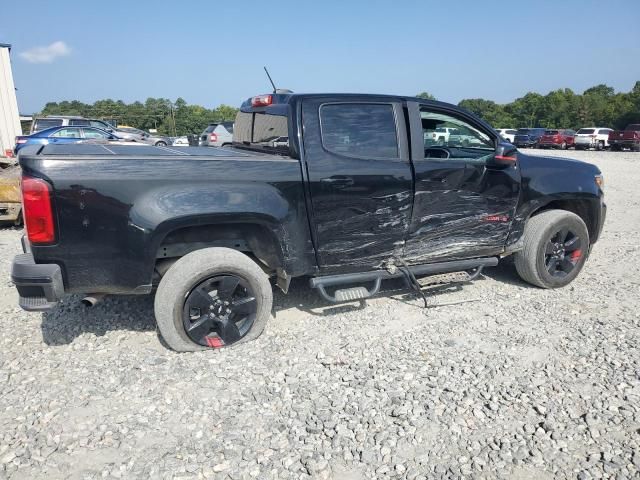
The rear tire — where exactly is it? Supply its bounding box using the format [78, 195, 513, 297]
[596, 141, 604, 151]
[514, 210, 589, 289]
[154, 248, 272, 352]
[155, 141, 167, 147]
[560, 142, 567, 150]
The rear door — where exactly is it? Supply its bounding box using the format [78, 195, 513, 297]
[302, 97, 413, 270]
[404, 102, 521, 263]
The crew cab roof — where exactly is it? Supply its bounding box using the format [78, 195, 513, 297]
[240, 92, 457, 111]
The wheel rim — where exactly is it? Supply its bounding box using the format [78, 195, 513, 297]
[544, 228, 583, 278]
[182, 275, 257, 347]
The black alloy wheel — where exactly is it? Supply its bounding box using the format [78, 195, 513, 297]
[182, 275, 257, 348]
[544, 228, 582, 278]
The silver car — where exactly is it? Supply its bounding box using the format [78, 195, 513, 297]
[116, 127, 171, 147]
[199, 122, 234, 147]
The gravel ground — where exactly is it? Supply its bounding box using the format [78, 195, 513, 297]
[1, 149, 639, 480]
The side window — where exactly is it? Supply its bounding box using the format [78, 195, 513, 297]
[320, 103, 398, 159]
[50, 128, 81, 138]
[89, 120, 110, 129]
[82, 128, 109, 139]
[420, 108, 494, 161]
[69, 119, 90, 126]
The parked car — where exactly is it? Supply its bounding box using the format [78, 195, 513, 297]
[116, 127, 170, 147]
[538, 129, 576, 150]
[30, 116, 143, 142]
[574, 128, 613, 151]
[14, 126, 130, 154]
[495, 129, 517, 143]
[11, 92, 606, 352]
[513, 128, 546, 148]
[200, 122, 234, 147]
[608, 124, 640, 151]
[172, 136, 190, 146]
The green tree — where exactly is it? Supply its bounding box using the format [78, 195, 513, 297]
[416, 92, 436, 100]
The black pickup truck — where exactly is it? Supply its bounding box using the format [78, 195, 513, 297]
[12, 93, 606, 351]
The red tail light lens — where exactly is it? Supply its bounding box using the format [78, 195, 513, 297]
[251, 94, 273, 107]
[209, 133, 218, 142]
[21, 176, 55, 244]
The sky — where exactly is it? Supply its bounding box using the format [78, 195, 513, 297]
[1, 0, 639, 114]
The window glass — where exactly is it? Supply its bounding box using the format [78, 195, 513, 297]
[50, 128, 81, 138]
[506, 130, 517, 134]
[69, 119, 90, 126]
[89, 120, 111, 129]
[320, 103, 398, 159]
[597, 129, 610, 134]
[577, 128, 595, 134]
[222, 122, 234, 133]
[421, 109, 493, 160]
[34, 119, 63, 131]
[83, 128, 109, 139]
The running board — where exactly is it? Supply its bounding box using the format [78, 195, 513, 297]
[310, 257, 498, 303]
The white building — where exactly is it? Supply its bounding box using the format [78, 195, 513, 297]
[0, 43, 21, 158]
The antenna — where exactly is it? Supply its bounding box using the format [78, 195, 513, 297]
[263, 66, 277, 93]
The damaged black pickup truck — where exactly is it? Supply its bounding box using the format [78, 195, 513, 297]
[12, 92, 606, 351]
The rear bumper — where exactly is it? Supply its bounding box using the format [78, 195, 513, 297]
[609, 139, 639, 147]
[11, 252, 64, 311]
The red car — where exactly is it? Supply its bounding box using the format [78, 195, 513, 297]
[538, 129, 576, 149]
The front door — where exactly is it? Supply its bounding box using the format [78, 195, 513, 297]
[302, 97, 413, 271]
[404, 102, 521, 263]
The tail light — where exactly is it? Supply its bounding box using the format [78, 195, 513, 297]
[251, 94, 273, 107]
[21, 176, 55, 244]
[15, 138, 27, 144]
[209, 133, 218, 142]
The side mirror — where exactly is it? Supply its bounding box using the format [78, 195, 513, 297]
[488, 142, 518, 168]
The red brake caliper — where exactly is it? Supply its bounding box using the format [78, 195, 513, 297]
[205, 337, 224, 348]
[569, 249, 582, 261]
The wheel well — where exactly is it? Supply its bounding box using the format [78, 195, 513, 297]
[155, 224, 282, 275]
[532, 200, 597, 242]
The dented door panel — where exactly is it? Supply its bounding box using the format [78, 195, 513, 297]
[404, 102, 521, 263]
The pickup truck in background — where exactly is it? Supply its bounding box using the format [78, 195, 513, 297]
[608, 124, 640, 151]
[12, 92, 606, 351]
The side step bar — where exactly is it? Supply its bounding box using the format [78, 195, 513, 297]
[309, 257, 498, 303]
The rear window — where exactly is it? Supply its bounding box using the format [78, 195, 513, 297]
[597, 129, 610, 134]
[204, 124, 219, 134]
[233, 111, 289, 148]
[516, 129, 530, 134]
[577, 128, 595, 134]
[33, 119, 63, 132]
[545, 130, 559, 135]
[320, 103, 398, 159]
[221, 122, 234, 133]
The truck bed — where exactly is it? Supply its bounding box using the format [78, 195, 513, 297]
[19, 143, 314, 294]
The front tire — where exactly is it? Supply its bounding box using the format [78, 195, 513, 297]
[154, 248, 272, 352]
[514, 210, 589, 289]
[155, 141, 167, 147]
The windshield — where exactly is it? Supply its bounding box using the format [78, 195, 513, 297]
[577, 128, 595, 134]
[516, 129, 530, 135]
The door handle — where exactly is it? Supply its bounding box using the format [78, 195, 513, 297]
[320, 176, 354, 188]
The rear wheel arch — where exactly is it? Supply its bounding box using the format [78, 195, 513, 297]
[153, 222, 287, 276]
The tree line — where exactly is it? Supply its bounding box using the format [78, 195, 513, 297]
[423, 81, 640, 130]
[39, 81, 640, 136]
[39, 98, 238, 137]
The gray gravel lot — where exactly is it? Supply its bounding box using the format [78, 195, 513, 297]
[1, 149, 639, 479]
